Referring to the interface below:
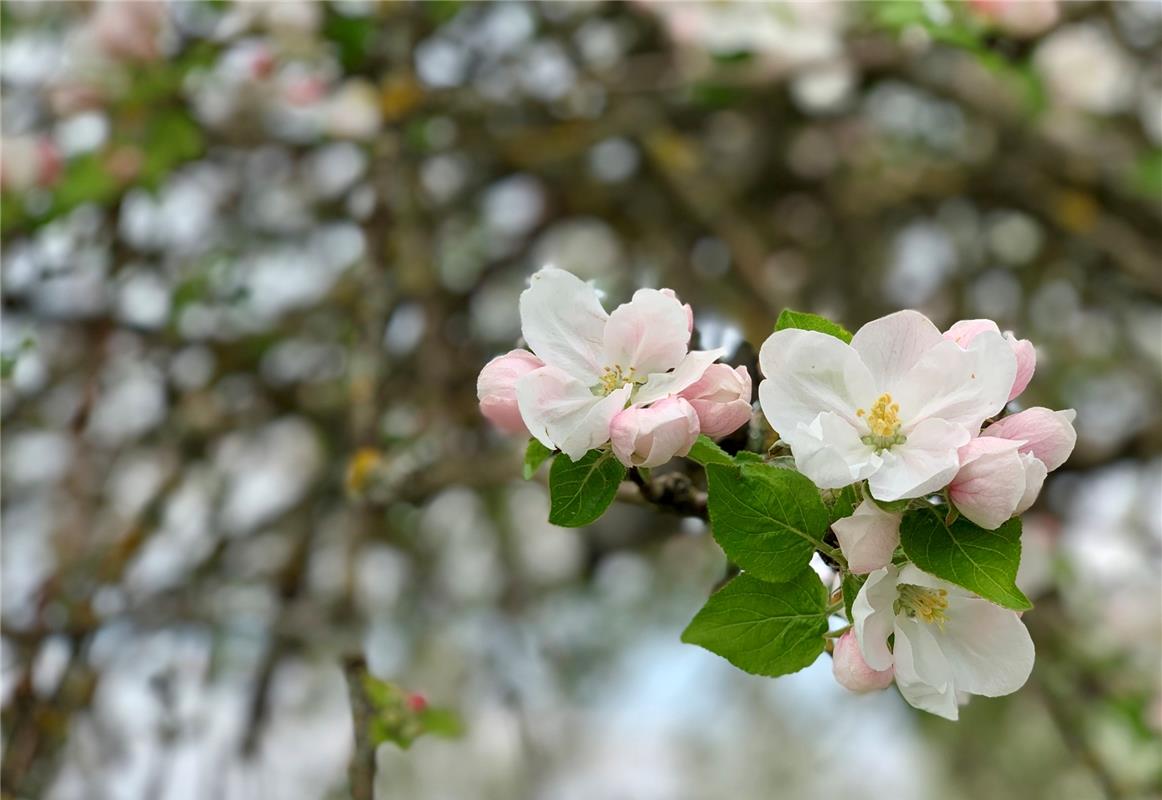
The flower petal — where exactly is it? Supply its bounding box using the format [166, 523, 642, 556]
[981, 407, 1077, 471]
[477, 349, 544, 434]
[610, 396, 700, 468]
[944, 319, 1000, 347]
[867, 417, 969, 501]
[680, 363, 753, 439]
[1006, 334, 1036, 401]
[853, 565, 900, 672]
[851, 310, 945, 393]
[833, 629, 895, 693]
[516, 365, 630, 460]
[788, 412, 881, 490]
[935, 596, 1035, 698]
[1014, 453, 1047, 515]
[893, 616, 960, 720]
[833, 499, 902, 574]
[894, 333, 1015, 434]
[758, 329, 876, 435]
[634, 348, 725, 406]
[603, 288, 692, 376]
[948, 437, 1027, 530]
[559, 385, 633, 460]
[519, 268, 609, 383]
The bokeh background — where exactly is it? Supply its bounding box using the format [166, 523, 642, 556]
[2, 1, 1161, 799]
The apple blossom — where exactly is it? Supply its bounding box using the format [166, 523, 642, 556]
[944, 319, 1036, 401]
[948, 407, 1074, 527]
[947, 437, 1029, 530]
[679, 363, 752, 439]
[981, 407, 1077, 471]
[832, 499, 901, 574]
[759, 310, 1016, 502]
[832, 630, 894, 693]
[853, 564, 1035, 720]
[515, 268, 724, 460]
[477, 350, 544, 435]
[610, 396, 701, 468]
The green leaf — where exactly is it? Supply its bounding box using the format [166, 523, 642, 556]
[824, 484, 861, 525]
[548, 449, 626, 527]
[775, 309, 853, 343]
[705, 462, 830, 583]
[681, 569, 829, 677]
[899, 509, 1031, 611]
[687, 435, 734, 466]
[870, 494, 911, 514]
[361, 673, 463, 750]
[523, 439, 554, 480]
[841, 571, 866, 621]
[417, 707, 464, 739]
[761, 454, 796, 469]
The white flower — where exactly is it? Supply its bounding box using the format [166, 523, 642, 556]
[758, 310, 1016, 501]
[515, 268, 723, 460]
[853, 564, 1035, 720]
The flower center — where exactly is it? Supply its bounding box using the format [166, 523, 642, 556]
[895, 583, 949, 627]
[857, 393, 906, 451]
[594, 365, 643, 396]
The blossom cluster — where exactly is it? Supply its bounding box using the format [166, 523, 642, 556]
[760, 310, 1074, 718]
[477, 268, 752, 468]
[479, 268, 1076, 721]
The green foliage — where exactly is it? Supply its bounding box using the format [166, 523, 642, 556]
[686, 435, 735, 467]
[362, 675, 463, 750]
[900, 509, 1031, 610]
[869, 494, 911, 515]
[681, 569, 830, 677]
[1128, 150, 1162, 200]
[523, 439, 555, 480]
[774, 309, 853, 343]
[824, 484, 861, 525]
[324, 10, 377, 71]
[841, 571, 866, 621]
[548, 449, 626, 527]
[705, 462, 830, 583]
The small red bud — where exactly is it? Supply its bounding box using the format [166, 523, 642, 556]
[406, 692, 427, 713]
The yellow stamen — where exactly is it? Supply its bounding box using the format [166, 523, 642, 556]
[896, 583, 949, 628]
[856, 393, 906, 450]
[865, 393, 901, 438]
[595, 365, 643, 396]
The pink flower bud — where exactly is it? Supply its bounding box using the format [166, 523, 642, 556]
[944, 319, 1037, 401]
[969, 0, 1060, 38]
[610, 396, 700, 468]
[1013, 453, 1047, 515]
[678, 363, 752, 439]
[949, 437, 1027, 530]
[477, 349, 543, 435]
[832, 499, 901, 574]
[406, 692, 428, 713]
[833, 630, 894, 693]
[981, 407, 1077, 471]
